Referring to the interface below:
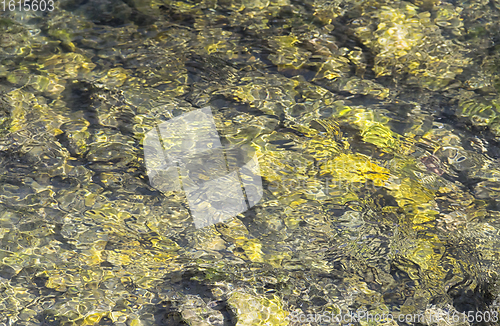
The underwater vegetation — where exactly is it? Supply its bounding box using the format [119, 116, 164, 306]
[2, 0, 500, 325]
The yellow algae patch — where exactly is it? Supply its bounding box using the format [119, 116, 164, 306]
[337, 77, 391, 99]
[232, 77, 299, 110]
[263, 251, 291, 269]
[129, 318, 143, 326]
[218, 218, 265, 263]
[314, 56, 351, 80]
[3, 88, 29, 132]
[408, 238, 444, 271]
[85, 205, 133, 226]
[304, 138, 341, 162]
[228, 292, 289, 326]
[361, 123, 399, 150]
[43, 268, 105, 293]
[399, 237, 452, 295]
[358, 122, 415, 155]
[205, 40, 227, 54]
[218, 218, 288, 266]
[98, 67, 129, 88]
[218, 218, 251, 240]
[4, 88, 69, 133]
[80, 242, 107, 267]
[106, 248, 138, 266]
[320, 153, 391, 187]
[253, 141, 309, 185]
[389, 177, 434, 207]
[354, 2, 470, 90]
[457, 96, 500, 130]
[40, 53, 96, 79]
[235, 238, 264, 263]
[389, 177, 439, 229]
[412, 210, 439, 226]
[9, 100, 26, 133]
[82, 312, 106, 326]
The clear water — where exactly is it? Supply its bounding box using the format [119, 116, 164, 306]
[1, 0, 500, 325]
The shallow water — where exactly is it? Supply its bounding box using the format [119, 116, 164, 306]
[2, 0, 500, 325]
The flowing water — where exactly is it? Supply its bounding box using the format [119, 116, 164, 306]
[2, 0, 500, 325]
